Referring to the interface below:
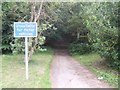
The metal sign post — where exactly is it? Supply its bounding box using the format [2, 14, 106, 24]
[14, 22, 37, 80]
[25, 37, 28, 80]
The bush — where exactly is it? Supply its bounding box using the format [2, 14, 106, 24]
[69, 43, 92, 55]
[91, 28, 119, 70]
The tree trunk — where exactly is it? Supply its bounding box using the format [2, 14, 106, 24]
[24, 1, 44, 62]
[77, 30, 80, 40]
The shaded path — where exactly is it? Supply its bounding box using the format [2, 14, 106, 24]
[50, 49, 113, 88]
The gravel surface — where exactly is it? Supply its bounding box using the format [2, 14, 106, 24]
[50, 49, 113, 88]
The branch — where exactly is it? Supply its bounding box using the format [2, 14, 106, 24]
[35, 0, 44, 22]
[27, 1, 44, 62]
[30, 3, 36, 22]
[19, 15, 28, 22]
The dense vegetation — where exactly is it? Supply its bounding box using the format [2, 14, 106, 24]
[68, 2, 119, 70]
[2, 2, 119, 70]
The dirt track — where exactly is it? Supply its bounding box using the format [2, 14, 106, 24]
[50, 49, 113, 88]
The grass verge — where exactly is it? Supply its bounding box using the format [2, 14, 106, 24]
[2, 47, 54, 88]
[72, 53, 118, 88]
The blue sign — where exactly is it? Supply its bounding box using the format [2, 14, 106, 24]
[14, 22, 37, 37]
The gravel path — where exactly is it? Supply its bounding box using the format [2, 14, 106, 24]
[50, 49, 114, 88]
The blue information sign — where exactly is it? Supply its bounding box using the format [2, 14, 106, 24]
[14, 22, 37, 37]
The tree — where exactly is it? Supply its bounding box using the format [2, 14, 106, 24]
[80, 2, 119, 69]
[2, 2, 119, 68]
[2, 2, 31, 53]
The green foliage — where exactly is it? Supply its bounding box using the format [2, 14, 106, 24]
[81, 2, 119, 69]
[2, 2, 119, 69]
[69, 43, 92, 55]
[2, 2, 31, 53]
[2, 2, 54, 54]
[66, 2, 119, 69]
[95, 28, 118, 68]
[43, 23, 59, 41]
[10, 38, 25, 54]
[10, 35, 46, 54]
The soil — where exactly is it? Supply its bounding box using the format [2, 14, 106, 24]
[50, 49, 114, 88]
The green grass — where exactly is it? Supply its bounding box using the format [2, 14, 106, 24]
[2, 47, 54, 88]
[73, 53, 118, 88]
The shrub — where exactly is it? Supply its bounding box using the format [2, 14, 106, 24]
[91, 28, 119, 70]
[69, 43, 92, 55]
